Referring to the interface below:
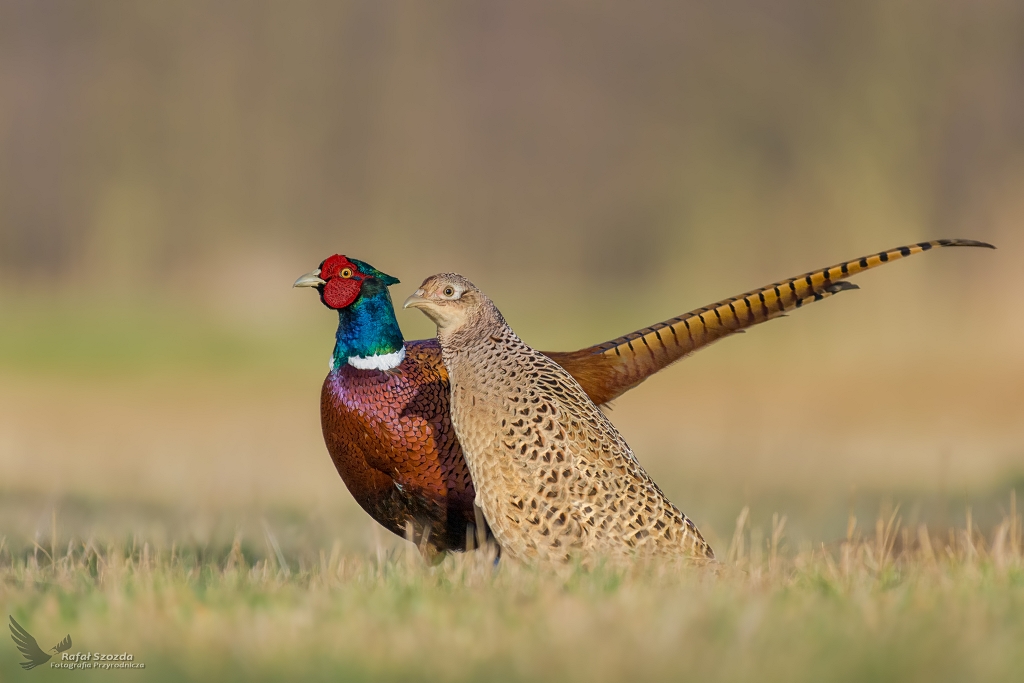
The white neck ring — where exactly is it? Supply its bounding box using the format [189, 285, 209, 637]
[346, 346, 406, 371]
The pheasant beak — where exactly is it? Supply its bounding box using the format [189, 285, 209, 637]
[403, 290, 428, 309]
[293, 269, 326, 288]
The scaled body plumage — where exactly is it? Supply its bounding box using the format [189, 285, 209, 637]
[406, 274, 713, 565]
[320, 339, 474, 554]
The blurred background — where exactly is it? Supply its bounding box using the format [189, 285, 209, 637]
[0, 0, 1021, 554]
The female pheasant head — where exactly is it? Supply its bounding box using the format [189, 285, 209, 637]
[403, 273, 505, 341]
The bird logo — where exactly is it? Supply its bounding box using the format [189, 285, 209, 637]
[8, 616, 72, 670]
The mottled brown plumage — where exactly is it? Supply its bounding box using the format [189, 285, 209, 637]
[406, 275, 714, 565]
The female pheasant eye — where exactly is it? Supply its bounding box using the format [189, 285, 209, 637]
[340, 268, 353, 278]
[443, 286, 455, 297]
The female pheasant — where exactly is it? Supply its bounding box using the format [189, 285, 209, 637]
[405, 274, 714, 564]
[295, 240, 992, 557]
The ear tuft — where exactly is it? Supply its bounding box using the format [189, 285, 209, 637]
[349, 258, 399, 287]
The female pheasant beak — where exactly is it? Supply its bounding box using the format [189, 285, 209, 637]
[293, 269, 327, 288]
[402, 289, 428, 309]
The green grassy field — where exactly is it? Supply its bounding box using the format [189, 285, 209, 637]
[1, 298, 1021, 682]
[2, 504, 1024, 683]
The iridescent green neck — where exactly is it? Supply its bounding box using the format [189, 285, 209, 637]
[332, 279, 405, 371]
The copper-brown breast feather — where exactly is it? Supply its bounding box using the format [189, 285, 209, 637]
[320, 340, 476, 554]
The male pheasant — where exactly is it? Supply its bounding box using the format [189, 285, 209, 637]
[295, 239, 992, 557]
[406, 273, 715, 564]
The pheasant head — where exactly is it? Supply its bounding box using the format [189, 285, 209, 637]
[403, 273, 506, 345]
[294, 255, 400, 310]
[295, 255, 406, 372]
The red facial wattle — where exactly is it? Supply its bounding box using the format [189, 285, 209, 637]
[323, 277, 362, 308]
[319, 254, 366, 309]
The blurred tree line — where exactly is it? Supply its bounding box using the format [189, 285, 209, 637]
[0, 0, 1020, 293]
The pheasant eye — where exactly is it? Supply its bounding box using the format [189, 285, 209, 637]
[443, 286, 455, 297]
[340, 268, 353, 278]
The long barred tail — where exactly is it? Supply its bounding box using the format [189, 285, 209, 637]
[547, 239, 994, 405]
